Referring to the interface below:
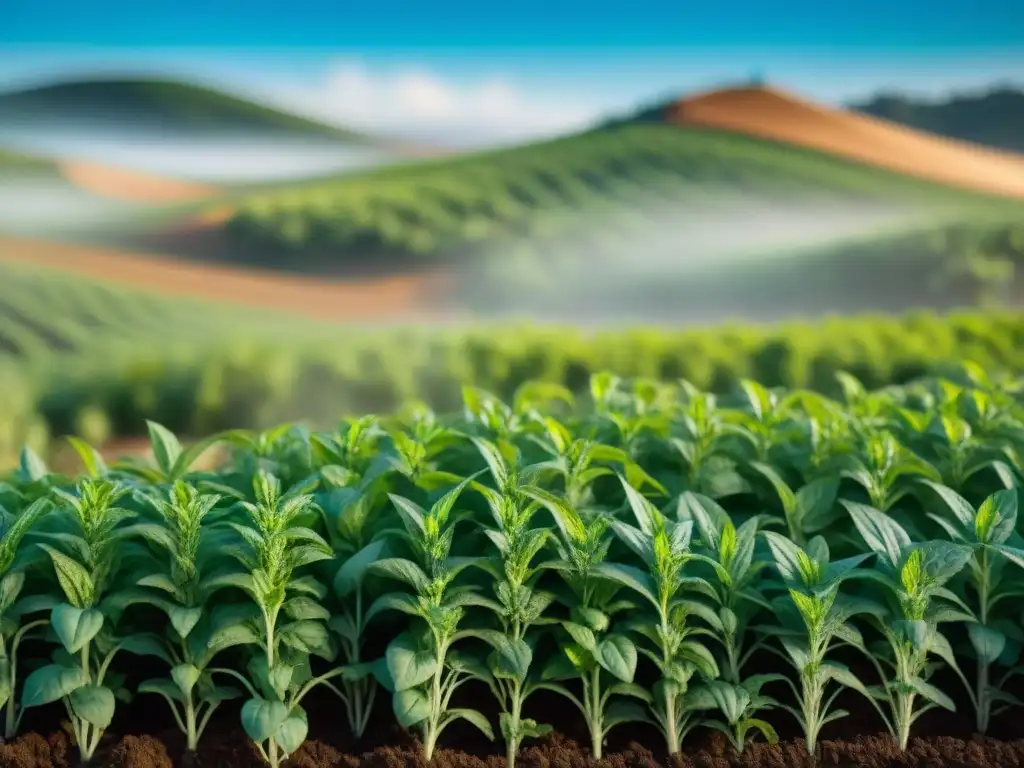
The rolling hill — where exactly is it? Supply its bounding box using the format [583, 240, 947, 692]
[0, 77, 441, 183]
[0, 77, 365, 139]
[850, 84, 1024, 153]
[191, 85, 1024, 273]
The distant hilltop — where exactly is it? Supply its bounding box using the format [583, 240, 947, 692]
[848, 84, 1024, 153]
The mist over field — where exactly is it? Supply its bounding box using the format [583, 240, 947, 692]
[458, 197, 955, 324]
[0, 127, 399, 182]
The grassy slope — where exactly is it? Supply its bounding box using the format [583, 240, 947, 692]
[219, 122, 1024, 270]
[0, 260, 337, 371]
[0, 77, 367, 140]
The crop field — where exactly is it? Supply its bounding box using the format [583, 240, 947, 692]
[221, 123, 1024, 271]
[3, 299, 1024, 465]
[0, 367, 1023, 767]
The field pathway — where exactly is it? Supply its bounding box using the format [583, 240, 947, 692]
[0, 234, 455, 322]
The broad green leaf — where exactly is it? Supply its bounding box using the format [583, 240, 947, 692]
[334, 539, 387, 596]
[597, 635, 637, 682]
[50, 604, 104, 654]
[386, 633, 438, 691]
[146, 421, 183, 477]
[393, 688, 430, 726]
[968, 624, 1007, 664]
[70, 684, 115, 728]
[274, 710, 308, 755]
[368, 558, 430, 591]
[841, 501, 909, 569]
[446, 708, 495, 740]
[172, 664, 201, 696]
[21, 664, 87, 707]
[241, 697, 289, 743]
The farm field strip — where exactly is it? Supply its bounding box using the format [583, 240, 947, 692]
[1, 369, 1024, 767]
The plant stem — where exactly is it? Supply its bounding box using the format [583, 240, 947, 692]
[588, 665, 602, 759]
[976, 549, 991, 734]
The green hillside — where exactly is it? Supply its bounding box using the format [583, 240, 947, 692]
[221, 121, 1024, 273]
[0, 77, 369, 141]
[0, 260, 331, 369]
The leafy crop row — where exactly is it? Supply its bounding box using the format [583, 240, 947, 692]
[2, 365, 1024, 765]
[6, 308, 1024, 465]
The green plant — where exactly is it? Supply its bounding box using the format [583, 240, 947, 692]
[842, 500, 972, 749]
[759, 532, 873, 759]
[919, 483, 1024, 733]
[214, 471, 341, 768]
[129, 481, 243, 753]
[595, 477, 719, 755]
[21, 479, 144, 762]
[0, 497, 54, 741]
[367, 476, 494, 761]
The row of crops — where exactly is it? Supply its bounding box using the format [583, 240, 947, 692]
[0, 367, 1022, 766]
[4, 304, 1024, 462]
[222, 123, 1018, 267]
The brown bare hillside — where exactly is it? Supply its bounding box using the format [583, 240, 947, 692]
[0, 235, 453, 321]
[665, 86, 1024, 199]
[58, 160, 220, 203]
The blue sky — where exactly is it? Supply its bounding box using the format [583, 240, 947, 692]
[3, 0, 1024, 145]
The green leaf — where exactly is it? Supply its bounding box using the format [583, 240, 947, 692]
[447, 708, 495, 740]
[592, 562, 658, 607]
[241, 697, 289, 743]
[138, 678, 184, 703]
[841, 501, 909, 569]
[562, 622, 598, 654]
[278, 621, 332, 656]
[70, 684, 115, 728]
[21, 664, 88, 707]
[274, 710, 308, 756]
[597, 635, 637, 683]
[486, 635, 532, 680]
[146, 421, 183, 477]
[334, 539, 387, 596]
[968, 624, 1007, 664]
[393, 688, 430, 727]
[50, 604, 104, 654]
[369, 558, 430, 591]
[386, 633, 438, 691]
[168, 606, 204, 639]
[38, 546, 93, 609]
[119, 633, 172, 663]
[911, 678, 956, 711]
[171, 664, 201, 696]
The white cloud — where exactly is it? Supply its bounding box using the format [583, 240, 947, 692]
[290, 59, 602, 146]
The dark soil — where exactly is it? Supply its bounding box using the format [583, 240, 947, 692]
[2, 672, 1024, 768]
[3, 633, 1023, 767]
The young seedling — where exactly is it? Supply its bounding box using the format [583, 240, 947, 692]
[0, 497, 54, 742]
[467, 439, 557, 767]
[21, 479, 145, 762]
[919, 483, 1024, 733]
[321, 477, 391, 740]
[215, 471, 341, 768]
[593, 477, 719, 756]
[842, 500, 973, 750]
[129, 481, 244, 755]
[526, 486, 647, 760]
[758, 531, 874, 760]
[680, 492, 771, 684]
[366, 476, 494, 762]
[688, 677, 782, 753]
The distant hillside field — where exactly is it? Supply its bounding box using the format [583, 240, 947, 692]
[851, 85, 1024, 153]
[0, 77, 363, 139]
[216, 98, 1024, 273]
